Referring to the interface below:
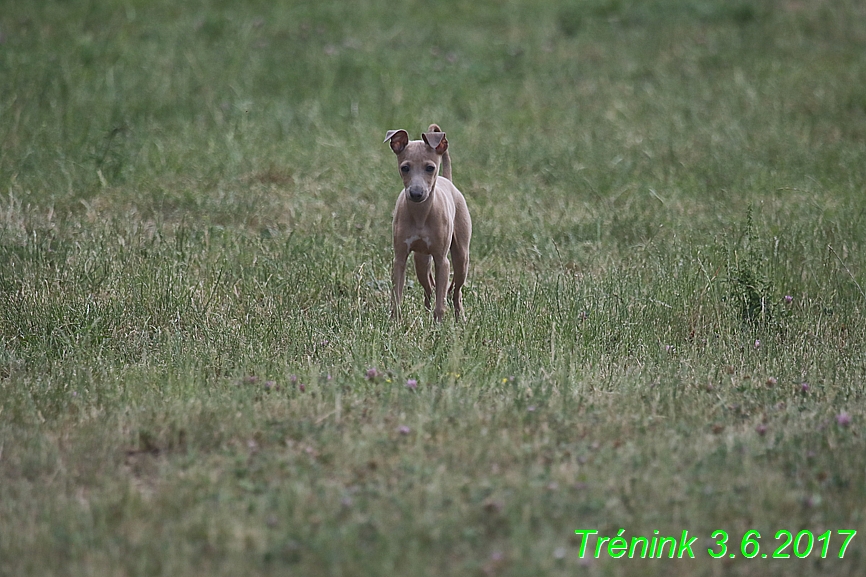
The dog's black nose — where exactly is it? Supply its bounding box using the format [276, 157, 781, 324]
[408, 186, 425, 202]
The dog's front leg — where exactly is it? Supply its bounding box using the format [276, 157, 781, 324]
[391, 246, 409, 320]
[432, 254, 450, 322]
[413, 253, 434, 310]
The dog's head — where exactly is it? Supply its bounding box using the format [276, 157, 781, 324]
[384, 127, 448, 203]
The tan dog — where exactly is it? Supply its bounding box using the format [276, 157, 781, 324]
[384, 124, 472, 322]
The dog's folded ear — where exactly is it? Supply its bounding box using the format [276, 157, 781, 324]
[422, 131, 448, 155]
[384, 129, 409, 155]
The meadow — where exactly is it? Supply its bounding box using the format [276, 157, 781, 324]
[1, 0, 865, 575]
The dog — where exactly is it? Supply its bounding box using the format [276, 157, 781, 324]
[384, 124, 472, 322]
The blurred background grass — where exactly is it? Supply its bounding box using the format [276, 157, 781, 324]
[1, 1, 865, 576]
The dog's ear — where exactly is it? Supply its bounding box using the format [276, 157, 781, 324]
[422, 131, 448, 155]
[384, 129, 409, 155]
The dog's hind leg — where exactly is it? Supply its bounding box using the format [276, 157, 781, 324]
[449, 195, 472, 321]
[448, 240, 468, 321]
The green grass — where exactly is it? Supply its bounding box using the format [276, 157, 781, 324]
[2, 0, 866, 575]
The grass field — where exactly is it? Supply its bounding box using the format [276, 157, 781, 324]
[1, 0, 865, 575]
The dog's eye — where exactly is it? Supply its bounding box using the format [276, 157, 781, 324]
[401, 165, 410, 173]
[425, 165, 436, 173]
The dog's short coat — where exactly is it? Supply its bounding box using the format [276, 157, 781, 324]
[384, 124, 472, 322]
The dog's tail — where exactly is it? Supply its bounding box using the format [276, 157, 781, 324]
[427, 123, 452, 181]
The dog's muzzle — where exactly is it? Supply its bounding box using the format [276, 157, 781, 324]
[407, 186, 426, 202]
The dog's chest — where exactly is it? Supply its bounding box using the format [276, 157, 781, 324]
[404, 234, 433, 253]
